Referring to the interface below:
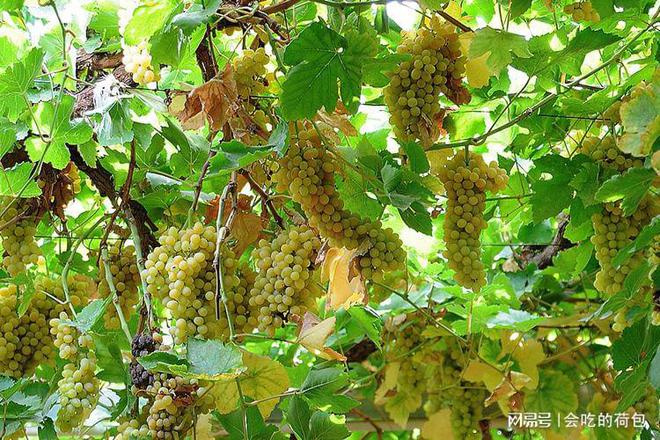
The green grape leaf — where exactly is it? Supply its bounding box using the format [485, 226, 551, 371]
[301, 368, 359, 413]
[171, 0, 223, 33]
[287, 396, 312, 439]
[618, 72, 660, 157]
[280, 22, 377, 120]
[525, 370, 578, 426]
[67, 296, 114, 334]
[347, 306, 383, 349]
[469, 27, 532, 77]
[595, 167, 655, 216]
[0, 49, 43, 121]
[486, 308, 543, 332]
[612, 217, 660, 268]
[614, 366, 649, 411]
[530, 155, 580, 222]
[138, 351, 189, 376]
[186, 338, 244, 380]
[570, 161, 600, 206]
[209, 140, 275, 173]
[611, 319, 660, 371]
[25, 95, 93, 169]
[123, 0, 181, 45]
[0, 117, 17, 159]
[399, 201, 433, 235]
[0, 162, 41, 198]
[217, 404, 280, 440]
[400, 141, 430, 174]
[86, 0, 121, 38]
[308, 411, 350, 440]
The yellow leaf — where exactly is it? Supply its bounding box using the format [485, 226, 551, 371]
[194, 414, 214, 439]
[375, 361, 401, 404]
[296, 312, 346, 361]
[210, 351, 290, 418]
[459, 33, 493, 89]
[384, 388, 422, 428]
[463, 360, 503, 390]
[444, 1, 464, 21]
[422, 409, 455, 440]
[512, 339, 545, 389]
[427, 149, 452, 175]
[321, 247, 365, 310]
[484, 371, 531, 407]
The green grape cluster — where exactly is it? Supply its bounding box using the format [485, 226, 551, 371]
[50, 311, 83, 360]
[581, 136, 643, 172]
[436, 152, 508, 291]
[233, 47, 269, 105]
[248, 225, 322, 334]
[384, 16, 469, 145]
[99, 240, 140, 329]
[143, 222, 254, 344]
[122, 41, 158, 85]
[145, 373, 212, 439]
[116, 417, 151, 440]
[56, 355, 100, 432]
[0, 199, 42, 277]
[426, 338, 486, 439]
[0, 275, 92, 378]
[272, 126, 406, 282]
[564, 1, 600, 22]
[634, 386, 659, 428]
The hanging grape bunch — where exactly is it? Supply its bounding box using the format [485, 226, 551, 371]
[564, 1, 601, 22]
[143, 222, 256, 344]
[436, 152, 508, 291]
[272, 124, 407, 283]
[384, 16, 469, 145]
[122, 41, 159, 85]
[99, 240, 140, 329]
[0, 198, 42, 277]
[248, 225, 322, 334]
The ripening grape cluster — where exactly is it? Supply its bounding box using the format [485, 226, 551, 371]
[143, 222, 254, 344]
[0, 198, 42, 277]
[436, 152, 508, 291]
[249, 225, 322, 334]
[425, 338, 486, 439]
[272, 125, 406, 282]
[50, 311, 90, 360]
[233, 48, 271, 144]
[130, 332, 162, 391]
[564, 1, 601, 22]
[99, 240, 140, 329]
[384, 16, 469, 144]
[0, 275, 93, 378]
[581, 136, 643, 172]
[56, 355, 100, 432]
[122, 41, 159, 85]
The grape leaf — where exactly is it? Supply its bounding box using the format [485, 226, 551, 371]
[0, 162, 41, 198]
[525, 370, 578, 426]
[618, 72, 660, 157]
[650, 347, 660, 390]
[123, 0, 181, 45]
[595, 167, 655, 215]
[0, 49, 43, 121]
[611, 319, 660, 371]
[469, 27, 532, 77]
[530, 155, 580, 222]
[280, 22, 377, 120]
[185, 338, 243, 380]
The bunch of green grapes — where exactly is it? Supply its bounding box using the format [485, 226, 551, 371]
[0, 199, 42, 277]
[425, 338, 486, 439]
[232, 48, 271, 144]
[56, 355, 100, 432]
[634, 385, 659, 428]
[248, 225, 322, 334]
[145, 373, 212, 439]
[143, 222, 253, 344]
[436, 152, 508, 291]
[50, 311, 83, 360]
[122, 41, 158, 85]
[115, 416, 151, 440]
[99, 240, 140, 329]
[272, 125, 406, 283]
[384, 16, 469, 144]
[581, 136, 643, 172]
[0, 275, 92, 378]
[564, 1, 600, 21]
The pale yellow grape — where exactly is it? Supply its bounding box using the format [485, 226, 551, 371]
[122, 41, 159, 85]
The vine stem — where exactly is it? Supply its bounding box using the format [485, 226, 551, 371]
[100, 245, 133, 343]
[124, 208, 153, 332]
[238, 169, 285, 228]
[213, 172, 239, 340]
[60, 210, 106, 318]
[427, 12, 659, 151]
